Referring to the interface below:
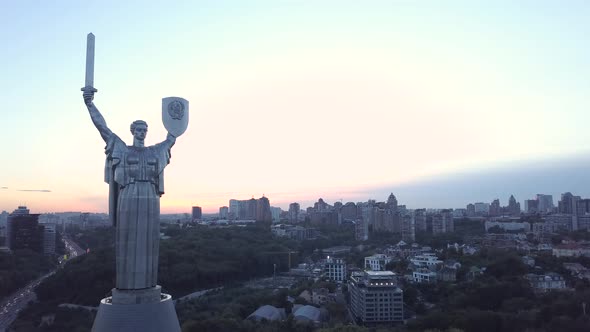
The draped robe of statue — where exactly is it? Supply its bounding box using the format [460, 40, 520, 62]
[86, 96, 180, 291]
[101, 131, 175, 289]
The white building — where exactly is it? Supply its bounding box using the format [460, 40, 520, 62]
[410, 253, 442, 267]
[412, 269, 438, 283]
[349, 271, 404, 324]
[364, 254, 393, 271]
[324, 257, 347, 282]
[525, 273, 566, 292]
[552, 244, 590, 258]
[229, 199, 240, 219]
[485, 220, 531, 232]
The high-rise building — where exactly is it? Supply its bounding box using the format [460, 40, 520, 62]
[432, 213, 443, 234]
[374, 208, 385, 231]
[536, 194, 554, 213]
[256, 196, 272, 222]
[386, 193, 398, 211]
[341, 202, 358, 221]
[313, 198, 330, 212]
[7, 206, 43, 253]
[309, 210, 339, 225]
[0, 210, 7, 229]
[545, 214, 574, 232]
[432, 210, 453, 235]
[288, 203, 300, 222]
[324, 257, 347, 282]
[401, 214, 415, 242]
[577, 215, 590, 231]
[558, 192, 580, 215]
[219, 206, 229, 219]
[376, 208, 395, 233]
[507, 195, 521, 216]
[474, 202, 490, 215]
[452, 209, 466, 218]
[355, 219, 368, 241]
[228, 197, 272, 221]
[191, 206, 202, 221]
[229, 199, 240, 219]
[360, 201, 377, 226]
[42, 223, 56, 255]
[0, 211, 8, 244]
[444, 210, 454, 233]
[576, 199, 590, 216]
[246, 198, 257, 219]
[525, 199, 539, 214]
[489, 199, 501, 217]
[466, 204, 475, 217]
[414, 209, 427, 232]
[270, 207, 281, 223]
[349, 271, 404, 324]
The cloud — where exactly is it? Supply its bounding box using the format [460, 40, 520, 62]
[370, 153, 590, 209]
[17, 189, 52, 193]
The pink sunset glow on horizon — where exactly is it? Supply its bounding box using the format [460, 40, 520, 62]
[1, 1, 590, 214]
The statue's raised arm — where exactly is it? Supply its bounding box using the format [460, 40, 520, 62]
[83, 90, 113, 142]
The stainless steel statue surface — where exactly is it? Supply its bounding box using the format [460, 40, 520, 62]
[82, 33, 188, 291]
[85, 33, 183, 332]
[83, 91, 175, 289]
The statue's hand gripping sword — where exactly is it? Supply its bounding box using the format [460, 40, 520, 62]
[81, 33, 97, 93]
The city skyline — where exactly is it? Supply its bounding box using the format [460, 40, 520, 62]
[2, 1, 590, 213]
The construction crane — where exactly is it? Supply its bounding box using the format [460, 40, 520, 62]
[261, 251, 298, 271]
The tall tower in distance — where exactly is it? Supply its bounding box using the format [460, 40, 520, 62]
[6, 206, 43, 253]
[386, 193, 398, 211]
[191, 206, 202, 221]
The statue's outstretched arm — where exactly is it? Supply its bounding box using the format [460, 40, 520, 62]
[166, 133, 177, 145]
[156, 132, 176, 151]
[83, 91, 113, 142]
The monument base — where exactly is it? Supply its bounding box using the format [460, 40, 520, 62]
[91, 286, 180, 332]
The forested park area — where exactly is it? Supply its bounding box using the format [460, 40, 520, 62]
[8, 223, 590, 332]
[0, 249, 56, 299]
[10, 224, 302, 330]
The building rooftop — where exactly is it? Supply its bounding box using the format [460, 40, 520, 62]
[247, 305, 286, 321]
[366, 271, 395, 276]
[293, 305, 322, 323]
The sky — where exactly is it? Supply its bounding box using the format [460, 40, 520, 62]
[1, 1, 589, 214]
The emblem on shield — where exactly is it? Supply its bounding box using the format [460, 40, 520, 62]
[162, 97, 189, 137]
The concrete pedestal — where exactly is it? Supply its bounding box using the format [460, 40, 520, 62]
[91, 286, 180, 332]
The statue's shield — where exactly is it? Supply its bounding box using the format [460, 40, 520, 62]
[162, 97, 189, 137]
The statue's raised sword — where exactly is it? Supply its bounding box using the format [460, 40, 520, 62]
[81, 33, 97, 93]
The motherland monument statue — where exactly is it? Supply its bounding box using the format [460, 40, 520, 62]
[82, 33, 186, 332]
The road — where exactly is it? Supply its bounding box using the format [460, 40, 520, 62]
[174, 286, 223, 304]
[62, 236, 86, 259]
[0, 236, 86, 332]
[0, 271, 53, 331]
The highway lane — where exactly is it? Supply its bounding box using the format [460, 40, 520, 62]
[0, 237, 86, 331]
[0, 272, 54, 332]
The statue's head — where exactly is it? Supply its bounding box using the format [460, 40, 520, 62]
[130, 120, 148, 141]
